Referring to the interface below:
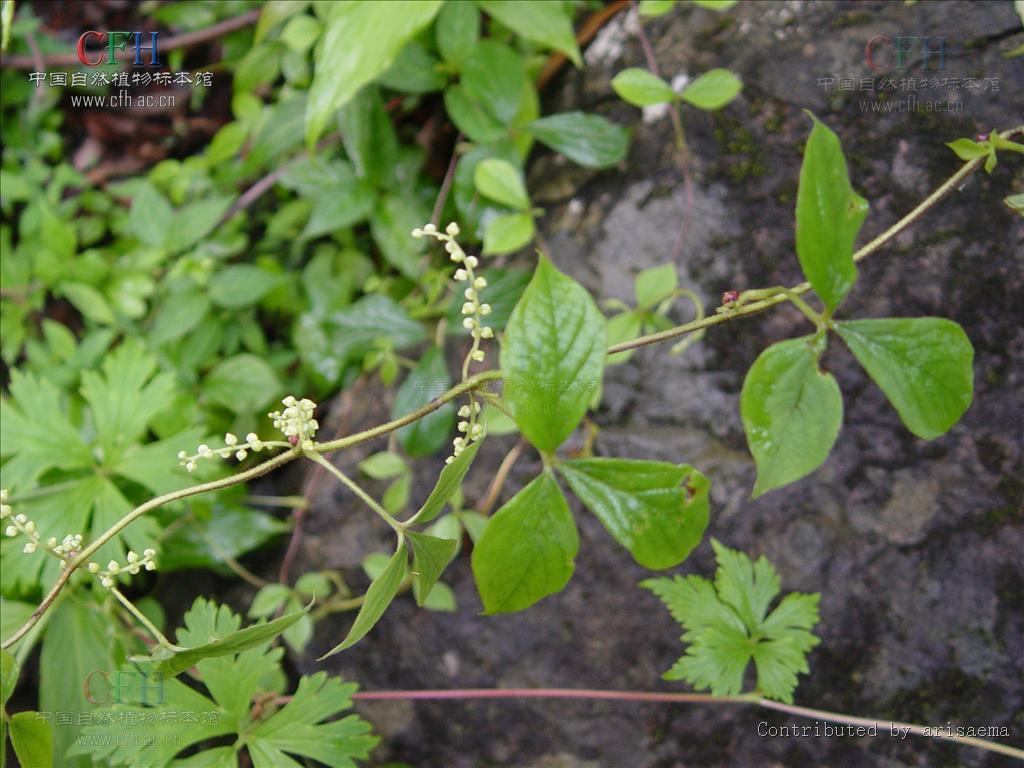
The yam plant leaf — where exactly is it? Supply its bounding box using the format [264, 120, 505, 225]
[148, 601, 310, 678]
[642, 539, 820, 703]
[407, 531, 458, 606]
[321, 540, 408, 657]
[740, 335, 842, 498]
[405, 438, 482, 526]
[795, 114, 869, 311]
[558, 458, 709, 569]
[471, 471, 578, 614]
[836, 317, 973, 439]
[501, 255, 607, 452]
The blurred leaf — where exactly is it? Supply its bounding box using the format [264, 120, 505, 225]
[393, 347, 455, 457]
[306, 1, 442, 147]
[478, 1, 581, 66]
[679, 68, 743, 110]
[474, 158, 530, 210]
[203, 354, 284, 414]
[461, 40, 525, 125]
[527, 112, 629, 169]
[209, 265, 286, 309]
[436, 0, 480, 65]
[612, 68, 675, 106]
[378, 41, 446, 93]
[483, 212, 535, 255]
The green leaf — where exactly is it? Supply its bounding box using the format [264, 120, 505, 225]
[423, 581, 457, 612]
[378, 40, 446, 93]
[471, 472, 578, 613]
[129, 182, 173, 248]
[527, 112, 629, 169]
[321, 540, 408, 657]
[408, 531, 458, 606]
[152, 602, 311, 677]
[474, 158, 530, 210]
[1, 648, 17, 706]
[249, 584, 291, 618]
[946, 137, 989, 161]
[436, 0, 479, 65]
[149, 290, 209, 345]
[635, 263, 678, 307]
[1004, 192, 1024, 217]
[558, 458, 709, 569]
[443, 85, 507, 144]
[692, 0, 738, 9]
[60, 281, 115, 324]
[605, 310, 643, 365]
[9, 712, 53, 768]
[795, 114, 869, 311]
[338, 86, 399, 186]
[383, 474, 411, 515]
[477, 1, 582, 66]
[203, 354, 284, 414]
[638, 0, 675, 13]
[461, 40, 526, 125]
[281, 13, 322, 52]
[835, 317, 973, 439]
[247, 673, 379, 767]
[611, 68, 676, 106]
[446, 267, 531, 332]
[370, 193, 430, 277]
[678, 68, 742, 110]
[740, 335, 843, 498]
[306, 0, 443, 147]
[406, 439, 482, 525]
[358, 451, 407, 480]
[393, 347, 455, 457]
[501, 255, 607, 452]
[483, 211, 536, 255]
[643, 539, 820, 703]
[208, 264, 286, 308]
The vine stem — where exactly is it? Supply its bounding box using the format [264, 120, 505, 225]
[108, 586, 183, 651]
[305, 452, 403, 534]
[350, 688, 1023, 759]
[3, 129, 1021, 650]
[608, 122, 1024, 354]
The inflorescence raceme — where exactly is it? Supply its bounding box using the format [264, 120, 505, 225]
[2, 489, 157, 586]
[412, 222, 490, 463]
[178, 396, 320, 472]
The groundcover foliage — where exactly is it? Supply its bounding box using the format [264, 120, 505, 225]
[1, 0, 1020, 765]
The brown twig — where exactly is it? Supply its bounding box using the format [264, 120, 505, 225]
[478, 439, 527, 515]
[431, 137, 462, 227]
[1, 9, 261, 69]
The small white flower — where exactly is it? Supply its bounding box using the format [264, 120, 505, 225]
[235, 449, 248, 461]
[15, 514, 27, 524]
[462, 317, 476, 330]
[423, 223, 437, 234]
[101, 577, 114, 588]
[411, 227, 424, 238]
[479, 304, 492, 316]
[177, 450, 188, 460]
[224, 433, 238, 446]
[144, 548, 156, 557]
[107, 561, 120, 574]
[46, 537, 58, 548]
[481, 327, 494, 339]
[462, 302, 475, 315]
[445, 222, 460, 236]
[127, 551, 139, 563]
[454, 269, 468, 281]
[474, 277, 487, 289]
[458, 405, 471, 418]
[471, 350, 485, 361]
[23, 541, 36, 554]
[5, 526, 17, 537]
[465, 256, 479, 268]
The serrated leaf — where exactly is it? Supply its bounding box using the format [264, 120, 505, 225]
[527, 112, 629, 169]
[408, 531, 458, 605]
[795, 114, 869, 311]
[306, 1, 442, 147]
[740, 335, 843, 497]
[559, 458, 709, 569]
[152, 603, 310, 677]
[643, 539, 820, 703]
[471, 471, 578, 613]
[501, 256, 607, 452]
[474, 158, 530, 210]
[406, 439, 481, 525]
[247, 673, 379, 767]
[321, 540, 408, 657]
[612, 68, 675, 106]
[836, 317, 973, 439]
[478, 1, 582, 66]
[679, 68, 742, 110]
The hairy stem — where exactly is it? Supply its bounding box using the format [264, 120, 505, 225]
[350, 688, 1022, 759]
[109, 587, 183, 651]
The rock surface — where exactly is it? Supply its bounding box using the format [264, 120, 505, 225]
[289, 2, 1023, 766]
